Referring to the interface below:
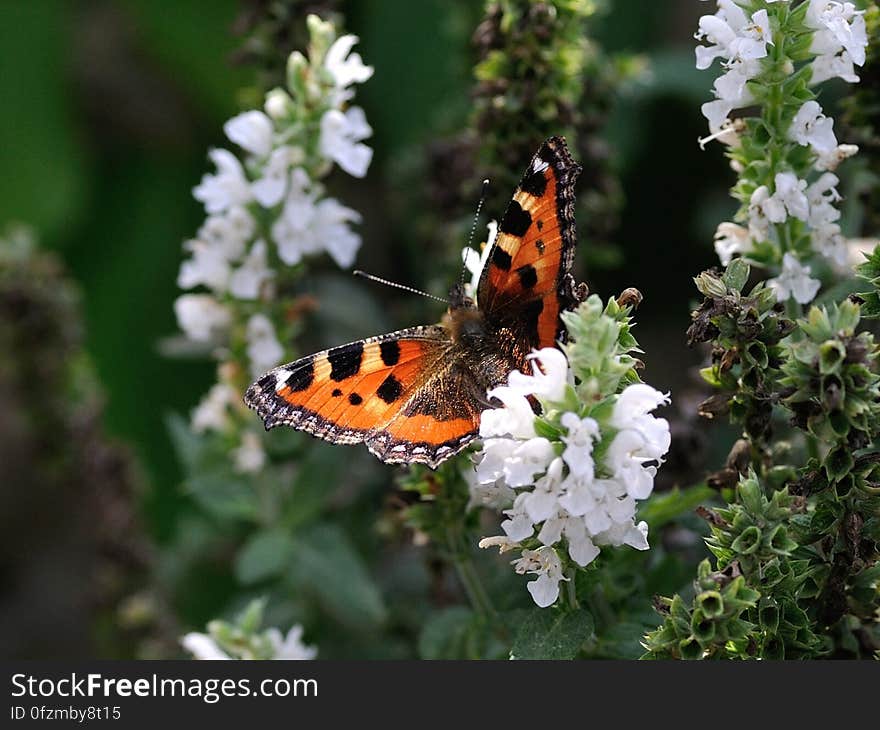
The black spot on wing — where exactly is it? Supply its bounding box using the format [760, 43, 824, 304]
[498, 200, 532, 237]
[379, 340, 401, 366]
[516, 264, 538, 289]
[286, 360, 314, 392]
[348, 393, 363, 405]
[522, 298, 544, 347]
[535, 238, 545, 253]
[536, 219, 544, 231]
[332, 388, 342, 397]
[377, 374, 403, 404]
[520, 168, 548, 197]
[328, 342, 364, 381]
[491, 246, 512, 271]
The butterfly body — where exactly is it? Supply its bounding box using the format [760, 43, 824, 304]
[246, 136, 582, 468]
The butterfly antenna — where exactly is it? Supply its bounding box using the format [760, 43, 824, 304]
[460, 178, 491, 288]
[353, 270, 449, 304]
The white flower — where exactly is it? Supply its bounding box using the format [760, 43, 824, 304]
[174, 294, 231, 342]
[559, 412, 599, 479]
[476, 438, 516, 484]
[806, 172, 842, 228]
[501, 437, 556, 488]
[193, 149, 252, 214]
[233, 431, 266, 473]
[506, 347, 571, 403]
[182, 624, 316, 660]
[465, 472, 516, 511]
[512, 547, 567, 608]
[812, 222, 847, 266]
[594, 519, 650, 551]
[271, 168, 317, 264]
[537, 509, 600, 567]
[748, 186, 773, 241]
[559, 517, 600, 566]
[699, 117, 745, 150]
[478, 535, 521, 553]
[768, 252, 822, 304]
[501, 493, 535, 542]
[312, 198, 363, 268]
[610, 383, 671, 431]
[177, 239, 231, 293]
[324, 34, 374, 103]
[181, 633, 231, 660]
[461, 221, 497, 299]
[605, 431, 660, 501]
[811, 50, 860, 84]
[695, 4, 773, 69]
[762, 172, 810, 223]
[586, 486, 635, 535]
[788, 100, 838, 154]
[251, 146, 297, 208]
[815, 143, 858, 172]
[265, 625, 317, 660]
[480, 386, 537, 440]
[700, 61, 761, 132]
[271, 170, 362, 268]
[246, 313, 284, 376]
[319, 107, 373, 178]
[714, 222, 753, 265]
[224, 110, 274, 158]
[191, 383, 236, 434]
[523, 457, 565, 522]
[607, 383, 671, 500]
[750, 172, 817, 236]
[806, 0, 868, 67]
[229, 239, 273, 300]
[198, 206, 255, 260]
[701, 60, 759, 130]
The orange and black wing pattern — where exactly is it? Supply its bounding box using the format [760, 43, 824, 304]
[244, 326, 483, 467]
[477, 136, 582, 349]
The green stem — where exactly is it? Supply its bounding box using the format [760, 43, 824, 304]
[806, 433, 820, 463]
[445, 528, 496, 620]
[587, 584, 615, 630]
[564, 568, 580, 610]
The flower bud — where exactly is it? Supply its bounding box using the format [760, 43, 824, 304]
[264, 88, 294, 120]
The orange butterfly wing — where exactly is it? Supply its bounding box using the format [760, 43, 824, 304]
[246, 136, 582, 468]
[477, 136, 582, 349]
[244, 327, 483, 467]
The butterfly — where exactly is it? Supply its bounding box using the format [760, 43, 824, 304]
[245, 136, 583, 468]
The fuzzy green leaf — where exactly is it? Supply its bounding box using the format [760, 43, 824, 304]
[511, 609, 595, 660]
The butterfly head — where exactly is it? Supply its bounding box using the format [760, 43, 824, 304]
[447, 281, 475, 311]
[444, 285, 488, 350]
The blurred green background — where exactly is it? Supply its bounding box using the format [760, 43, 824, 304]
[1, 0, 734, 657]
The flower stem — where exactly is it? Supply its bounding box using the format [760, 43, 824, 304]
[445, 528, 496, 620]
[564, 567, 580, 610]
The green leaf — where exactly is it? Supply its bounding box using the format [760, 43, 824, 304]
[597, 621, 655, 659]
[723, 258, 750, 292]
[637, 484, 715, 529]
[235, 529, 296, 585]
[511, 608, 594, 660]
[184, 473, 260, 522]
[699, 366, 723, 387]
[290, 523, 387, 629]
[825, 444, 854, 483]
[283, 442, 345, 528]
[418, 607, 478, 659]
